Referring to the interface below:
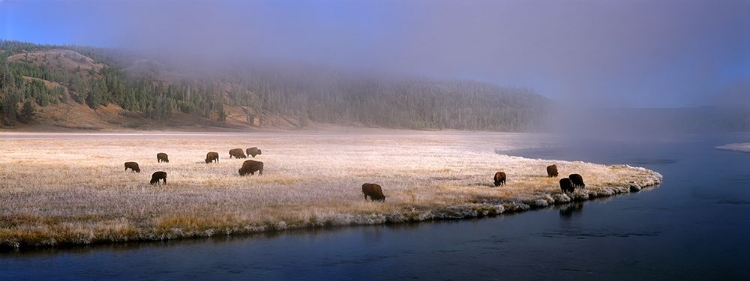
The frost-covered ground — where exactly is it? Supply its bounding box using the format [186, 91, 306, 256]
[0, 130, 661, 249]
[716, 143, 750, 153]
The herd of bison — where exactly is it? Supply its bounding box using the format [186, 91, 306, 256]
[493, 164, 586, 193]
[125, 150, 585, 203]
[124, 147, 265, 185]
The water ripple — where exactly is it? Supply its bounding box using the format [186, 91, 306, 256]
[717, 199, 750, 205]
[537, 229, 661, 239]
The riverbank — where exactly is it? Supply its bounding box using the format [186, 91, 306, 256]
[0, 131, 662, 250]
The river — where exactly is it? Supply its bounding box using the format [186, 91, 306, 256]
[2, 133, 749, 280]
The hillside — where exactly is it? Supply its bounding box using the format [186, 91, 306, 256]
[0, 40, 550, 131]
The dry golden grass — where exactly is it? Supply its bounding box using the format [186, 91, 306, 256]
[0, 131, 661, 249]
[7, 49, 105, 74]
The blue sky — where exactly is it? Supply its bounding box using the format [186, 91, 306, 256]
[2, 0, 749, 108]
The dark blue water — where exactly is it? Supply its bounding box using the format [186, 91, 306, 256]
[2, 133, 750, 280]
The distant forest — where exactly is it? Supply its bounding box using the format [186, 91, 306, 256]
[0, 40, 549, 131]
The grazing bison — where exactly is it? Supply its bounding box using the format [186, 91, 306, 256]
[229, 148, 247, 159]
[362, 183, 386, 202]
[205, 151, 219, 163]
[246, 147, 262, 158]
[546, 164, 558, 177]
[238, 160, 263, 176]
[494, 171, 506, 187]
[157, 153, 169, 163]
[559, 178, 575, 193]
[569, 174, 585, 188]
[150, 171, 167, 185]
[124, 161, 140, 173]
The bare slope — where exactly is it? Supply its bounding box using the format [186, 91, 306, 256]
[8, 49, 105, 78]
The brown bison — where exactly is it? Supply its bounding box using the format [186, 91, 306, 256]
[362, 183, 386, 202]
[157, 153, 169, 163]
[229, 148, 247, 159]
[569, 174, 585, 188]
[546, 164, 558, 177]
[494, 171, 506, 186]
[205, 151, 219, 163]
[150, 171, 167, 185]
[246, 147, 262, 158]
[238, 160, 263, 176]
[124, 161, 140, 173]
[559, 178, 575, 193]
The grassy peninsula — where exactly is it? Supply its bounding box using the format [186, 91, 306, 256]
[0, 131, 662, 250]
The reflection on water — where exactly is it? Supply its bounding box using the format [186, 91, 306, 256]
[558, 202, 584, 218]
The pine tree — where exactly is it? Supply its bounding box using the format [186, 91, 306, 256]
[19, 99, 35, 123]
[2, 91, 19, 124]
[85, 90, 99, 109]
[216, 102, 226, 122]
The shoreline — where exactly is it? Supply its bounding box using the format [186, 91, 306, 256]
[3, 175, 663, 252]
[0, 132, 662, 250]
[716, 143, 750, 153]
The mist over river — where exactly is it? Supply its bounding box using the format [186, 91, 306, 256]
[2, 133, 749, 280]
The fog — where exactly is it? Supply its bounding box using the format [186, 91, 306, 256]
[4, 0, 747, 108]
[2, 0, 749, 135]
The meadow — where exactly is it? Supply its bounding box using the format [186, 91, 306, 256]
[0, 130, 662, 249]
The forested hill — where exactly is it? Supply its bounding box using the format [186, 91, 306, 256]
[0, 40, 549, 131]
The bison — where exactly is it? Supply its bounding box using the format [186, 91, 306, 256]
[205, 151, 219, 163]
[246, 147, 262, 158]
[559, 178, 575, 193]
[150, 171, 167, 185]
[569, 173, 585, 188]
[494, 171, 506, 187]
[238, 160, 263, 176]
[546, 164, 558, 177]
[157, 153, 169, 163]
[229, 148, 247, 159]
[362, 183, 386, 202]
[124, 161, 140, 173]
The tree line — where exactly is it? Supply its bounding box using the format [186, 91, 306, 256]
[0, 40, 549, 130]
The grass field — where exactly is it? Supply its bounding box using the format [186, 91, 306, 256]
[0, 130, 662, 249]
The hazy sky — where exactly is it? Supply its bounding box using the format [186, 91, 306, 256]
[2, 0, 748, 108]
